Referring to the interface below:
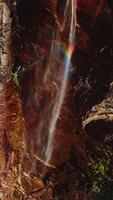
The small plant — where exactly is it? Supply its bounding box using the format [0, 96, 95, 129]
[12, 71, 20, 86]
[80, 144, 113, 194]
[92, 160, 109, 193]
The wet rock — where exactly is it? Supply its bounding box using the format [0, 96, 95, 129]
[83, 83, 113, 142]
[1, 0, 113, 199]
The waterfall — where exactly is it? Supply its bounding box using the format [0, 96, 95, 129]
[44, 0, 77, 164]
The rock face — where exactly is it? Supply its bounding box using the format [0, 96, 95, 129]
[1, 0, 113, 199]
[0, 1, 12, 82]
[0, 1, 25, 199]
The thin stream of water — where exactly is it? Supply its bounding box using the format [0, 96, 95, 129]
[45, 0, 77, 164]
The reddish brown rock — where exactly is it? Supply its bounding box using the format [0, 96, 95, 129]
[1, 0, 113, 199]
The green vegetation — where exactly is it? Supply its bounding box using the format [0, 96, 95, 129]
[92, 160, 109, 193]
[12, 71, 20, 86]
[78, 144, 113, 198]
